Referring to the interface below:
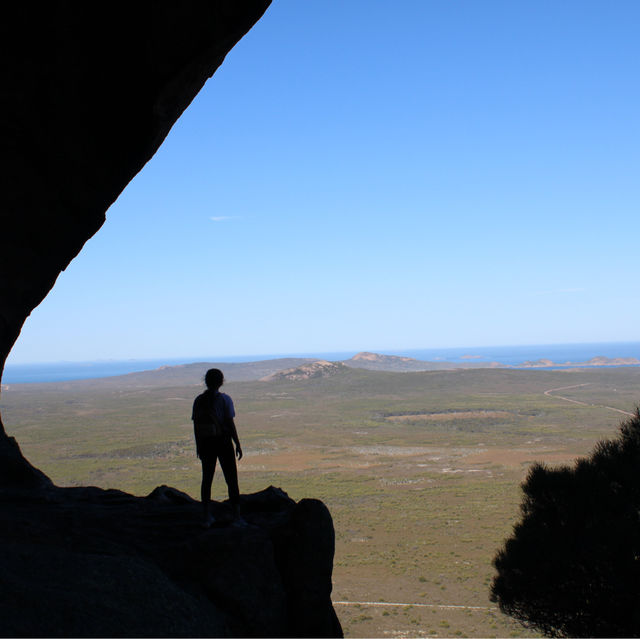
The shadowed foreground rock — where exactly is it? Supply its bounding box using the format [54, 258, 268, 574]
[0, 480, 342, 637]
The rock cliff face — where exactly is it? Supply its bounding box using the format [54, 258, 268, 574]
[0, 4, 343, 636]
[0, 481, 342, 637]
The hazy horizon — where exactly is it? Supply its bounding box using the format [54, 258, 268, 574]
[6, 339, 640, 367]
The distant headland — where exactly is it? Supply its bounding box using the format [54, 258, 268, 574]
[5, 342, 640, 384]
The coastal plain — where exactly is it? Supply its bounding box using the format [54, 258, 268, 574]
[2, 363, 638, 638]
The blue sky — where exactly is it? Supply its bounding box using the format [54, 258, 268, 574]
[8, 0, 640, 363]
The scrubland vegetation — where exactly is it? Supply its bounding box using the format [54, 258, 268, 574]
[2, 366, 638, 637]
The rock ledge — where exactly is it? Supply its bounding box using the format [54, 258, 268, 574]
[0, 482, 342, 637]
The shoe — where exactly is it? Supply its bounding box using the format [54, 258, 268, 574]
[232, 515, 249, 528]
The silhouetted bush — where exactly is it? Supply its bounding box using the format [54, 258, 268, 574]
[491, 409, 640, 637]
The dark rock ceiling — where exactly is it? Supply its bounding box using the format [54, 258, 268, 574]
[0, 0, 269, 433]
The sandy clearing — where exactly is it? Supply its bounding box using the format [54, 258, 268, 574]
[241, 443, 572, 472]
[387, 411, 513, 422]
[463, 447, 576, 467]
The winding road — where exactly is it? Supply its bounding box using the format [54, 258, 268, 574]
[333, 600, 496, 612]
[543, 383, 634, 417]
[333, 383, 635, 620]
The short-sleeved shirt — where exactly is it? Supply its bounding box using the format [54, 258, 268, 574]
[192, 391, 236, 459]
[191, 390, 235, 424]
[215, 392, 235, 421]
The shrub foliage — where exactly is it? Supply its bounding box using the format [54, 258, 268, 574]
[491, 409, 640, 637]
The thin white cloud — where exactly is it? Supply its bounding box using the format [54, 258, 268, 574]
[532, 287, 586, 296]
[209, 216, 240, 222]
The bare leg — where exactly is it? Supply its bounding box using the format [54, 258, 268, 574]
[218, 439, 244, 522]
[201, 456, 216, 524]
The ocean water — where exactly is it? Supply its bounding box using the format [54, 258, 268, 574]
[2, 358, 197, 384]
[393, 342, 640, 367]
[3, 341, 640, 384]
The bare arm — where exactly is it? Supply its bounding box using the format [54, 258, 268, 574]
[228, 417, 242, 460]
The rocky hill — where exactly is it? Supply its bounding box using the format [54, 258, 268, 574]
[344, 351, 502, 372]
[344, 351, 427, 371]
[261, 360, 348, 382]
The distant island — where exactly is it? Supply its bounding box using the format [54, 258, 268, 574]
[516, 356, 640, 368]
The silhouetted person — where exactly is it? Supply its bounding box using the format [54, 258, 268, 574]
[192, 368, 243, 527]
